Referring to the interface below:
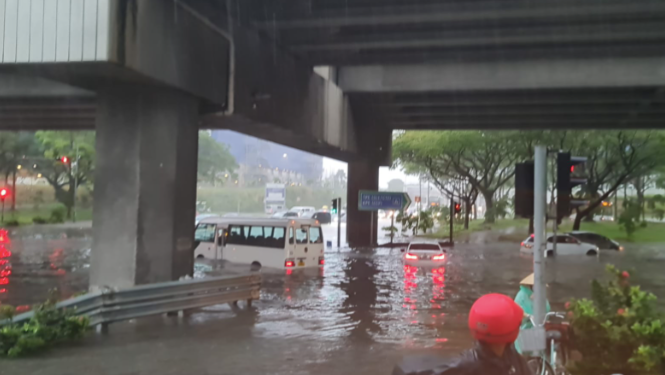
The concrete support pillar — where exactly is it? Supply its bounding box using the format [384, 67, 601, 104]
[90, 87, 199, 290]
[347, 160, 380, 248]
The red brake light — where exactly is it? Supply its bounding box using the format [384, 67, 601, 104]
[285, 260, 295, 268]
[405, 253, 418, 260]
[432, 254, 445, 261]
[521, 242, 525, 247]
[530, 234, 535, 238]
[319, 258, 325, 265]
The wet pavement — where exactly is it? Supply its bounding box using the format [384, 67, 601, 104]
[2, 225, 665, 374]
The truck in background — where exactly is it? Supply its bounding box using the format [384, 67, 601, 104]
[265, 183, 286, 214]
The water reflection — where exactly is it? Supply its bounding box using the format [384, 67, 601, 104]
[0, 226, 91, 307]
[339, 253, 380, 342]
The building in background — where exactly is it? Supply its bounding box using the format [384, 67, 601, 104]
[212, 130, 323, 186]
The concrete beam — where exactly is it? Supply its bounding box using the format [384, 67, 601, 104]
[255, 0, 665, 29]
[290, 23, 665, 52]
[339, 57, 665, 93]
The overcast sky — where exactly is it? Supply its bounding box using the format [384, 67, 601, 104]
[323, 157, 420, 188]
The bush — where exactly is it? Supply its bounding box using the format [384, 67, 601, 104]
[49, 204, 67, 223]
[2, 219, 19, 227]
[32, 216, 48, 224]
[567, 265, 665, 375]
[0, 292, 89, 358]
[619, 200, 641, 238]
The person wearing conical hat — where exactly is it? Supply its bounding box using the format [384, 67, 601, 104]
[514, 273, 551, 354]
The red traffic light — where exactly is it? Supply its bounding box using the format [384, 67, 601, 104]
[60, 156, 70, 164]
[0, 188, 8, 200]
[570, 165, 575, 173]
[454, 203, 462, 213]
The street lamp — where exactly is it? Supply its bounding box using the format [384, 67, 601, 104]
[37, 173, 42, 178]
[16, 165, 21, 170]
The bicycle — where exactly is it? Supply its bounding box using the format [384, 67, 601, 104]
[521, 312, 572, 375]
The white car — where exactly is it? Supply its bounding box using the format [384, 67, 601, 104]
[402, 241, 447, 265]
[520, 234, 599, 257]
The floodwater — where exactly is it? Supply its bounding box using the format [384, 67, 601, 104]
[2, 225, 665, 374]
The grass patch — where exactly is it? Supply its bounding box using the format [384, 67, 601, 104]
[422, 218, 665, 243]
[559, 220, 665, 243]
[0, 204, 92, 226]
[422, 218, 529, 240]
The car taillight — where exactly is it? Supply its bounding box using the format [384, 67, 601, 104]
[405, 253, 418, 260]
[318, 257, 325, 265]
[432, 254, 445, 261]
[521, 242, 524, 247]
[285, 260, 295, 267]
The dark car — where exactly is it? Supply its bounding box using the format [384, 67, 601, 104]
[567, 231, 623, 251]
[311, 211, 332, 224]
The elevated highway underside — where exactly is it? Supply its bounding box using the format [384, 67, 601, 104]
[252, 0, 665, 130]
[1, 0, 665, 281]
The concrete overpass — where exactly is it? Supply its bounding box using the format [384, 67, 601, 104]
[1, 0, 664, 289]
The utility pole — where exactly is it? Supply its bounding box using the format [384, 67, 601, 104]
[449, 196, 454, 244]
[72, 145, 80, 222]
[533, 146, 547, 324]
[337, 198, 341, 248]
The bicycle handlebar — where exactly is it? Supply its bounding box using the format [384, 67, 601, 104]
[527, 311, 567, 327]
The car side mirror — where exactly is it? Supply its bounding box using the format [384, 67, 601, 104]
[400, 248, 406, 253]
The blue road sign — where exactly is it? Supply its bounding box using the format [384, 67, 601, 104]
[358, 190, 411, 211]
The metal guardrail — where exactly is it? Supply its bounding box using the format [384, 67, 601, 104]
[2, 273, 261, 328]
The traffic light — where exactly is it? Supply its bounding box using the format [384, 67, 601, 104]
[331, 198, 338, 214]
[59, 156, 70, 165]
[0, 188, 8, 202]
[454, 202, 462, 214]
[557, 152, 588, 222]
[514, 162, 534, 217]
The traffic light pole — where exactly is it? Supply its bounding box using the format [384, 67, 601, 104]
[533, 145, 547, 325]
[449, 196, 454, 244]
[337, 198, 341, 248]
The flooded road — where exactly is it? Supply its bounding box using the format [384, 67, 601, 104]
[3, 225, 665, 374]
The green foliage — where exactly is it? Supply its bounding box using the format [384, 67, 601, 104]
[382, 225, 399, 238]
[393, 131, 539, 224]
[0, 292, 89, 358]
[49, 204, 67, 223]
[567, 265, 665, 375]
[654, 208, 665, 221]
[619, 200, 642, 238]
[198, 132, 238, 186]
[2, 219, 19, 227]
[32, 216, 48, 224]
[35, 131, 95, 219]
[32, 190, 45, 211]
[397, 210, 435, 234]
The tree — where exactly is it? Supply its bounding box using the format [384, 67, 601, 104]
[0, 132, 41, 210]
[198, 132, 237, 186]
[35, 131, 95, 219]
[564, 131, 665, 230]
[393, 131, 535, 223]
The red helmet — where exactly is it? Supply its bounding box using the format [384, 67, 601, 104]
[468, 293, 523, 344]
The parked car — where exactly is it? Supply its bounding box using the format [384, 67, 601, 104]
[567, 231, 623, 251]
[288, 206, 316, 217]
[310, 211, 332, 224]
[520, 234, 599, 257]
[402, 241, 447, 265]
[273, 211, 299, 218]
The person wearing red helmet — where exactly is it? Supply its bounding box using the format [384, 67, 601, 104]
[393, 293, 532, 375]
